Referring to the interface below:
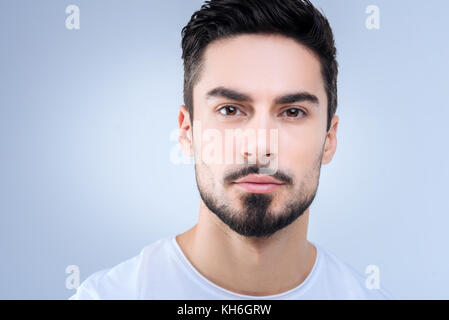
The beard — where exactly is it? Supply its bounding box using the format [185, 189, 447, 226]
[195, 156, 322, 238]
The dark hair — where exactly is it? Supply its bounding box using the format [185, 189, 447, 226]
[181, 0, 338, 131]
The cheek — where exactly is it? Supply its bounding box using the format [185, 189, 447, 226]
[195, 162, 221, 195]
[278, 126, 324, 170]
[191, 130, 229, 191]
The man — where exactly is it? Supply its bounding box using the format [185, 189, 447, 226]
[70, 0, 392, 299]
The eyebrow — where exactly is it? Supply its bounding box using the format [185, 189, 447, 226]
[206, 86, 320, 106]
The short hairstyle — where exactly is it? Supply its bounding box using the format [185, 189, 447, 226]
[181, 0, 338, 132]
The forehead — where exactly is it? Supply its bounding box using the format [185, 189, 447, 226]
[195, 33, 326, 104]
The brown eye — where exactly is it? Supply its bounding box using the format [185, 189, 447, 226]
[282, 108, 306, 118]
[218, 105, 242, 116]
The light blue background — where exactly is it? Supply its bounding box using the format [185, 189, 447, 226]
[0, 0, 448, 299]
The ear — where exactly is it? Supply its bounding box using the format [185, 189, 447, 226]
[321, 115, 339, 165]
[178, 105, 193, 157]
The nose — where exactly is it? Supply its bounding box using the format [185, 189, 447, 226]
[242, 135, 272, 164]
[238, 113, 278, 167]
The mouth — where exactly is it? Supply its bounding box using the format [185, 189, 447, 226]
[232, 174, 285, 194]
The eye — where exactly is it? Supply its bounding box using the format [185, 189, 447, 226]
[217, 105, 243, 117]
[280, 107, 307, 118]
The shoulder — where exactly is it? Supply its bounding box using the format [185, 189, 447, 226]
[69, 237, 170, 300]
[313, 242, 394, 300]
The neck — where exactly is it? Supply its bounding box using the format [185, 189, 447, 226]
[175, 200, 317, 296]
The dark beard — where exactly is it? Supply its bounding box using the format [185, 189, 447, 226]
[196, 170, 320, 239]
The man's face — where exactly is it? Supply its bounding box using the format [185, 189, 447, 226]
[184, 34, 336, 238]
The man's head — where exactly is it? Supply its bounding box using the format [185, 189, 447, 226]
[178, 0, 339, 238]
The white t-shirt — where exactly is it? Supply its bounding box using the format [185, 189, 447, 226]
[69, 235, 393, 300]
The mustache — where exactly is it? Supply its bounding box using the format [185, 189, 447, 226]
[224, 165, 293, 185]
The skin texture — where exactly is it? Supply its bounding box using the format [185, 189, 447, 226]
[177, 34, 339, 296]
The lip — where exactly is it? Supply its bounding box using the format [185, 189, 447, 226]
[232, 174, 285, 194]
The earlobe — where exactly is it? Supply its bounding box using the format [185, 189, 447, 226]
[321, 139, 331, 165]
